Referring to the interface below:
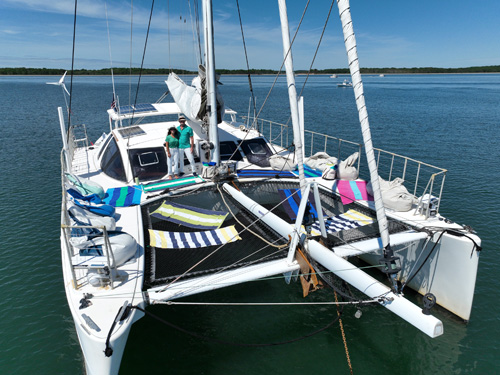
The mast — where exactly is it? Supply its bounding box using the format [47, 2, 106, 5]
[277, 0, 306, 190]
[336, 0, 400, 288]
[202, 0, 220, 165]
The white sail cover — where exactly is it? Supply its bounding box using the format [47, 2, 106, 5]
[337, 0, 390, 247]
[166, 72, 202, 123]
[166, 68, 225, 124]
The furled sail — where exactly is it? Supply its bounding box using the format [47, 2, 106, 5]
[166, 65, 225, 124]
[336, 0, 400, 289]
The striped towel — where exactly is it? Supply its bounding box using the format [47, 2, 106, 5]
[293, 164, 323, 178]
[142, 176, 205, 193]
[311, 209, 374, 236]
[336, 180, 374, 205]
[237, 169, 296, 178]
[103, 186, 142, 207]
[148, 226, 241, 249]
[277, 189, 322, 221]
[151, 201, 228, 230]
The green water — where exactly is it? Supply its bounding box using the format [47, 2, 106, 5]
[0, 74, 498, 374]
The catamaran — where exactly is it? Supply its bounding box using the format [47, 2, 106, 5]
[56, 0, 480, 374]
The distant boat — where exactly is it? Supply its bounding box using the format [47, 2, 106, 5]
[379, 74, 385, 77]
[330, 74, 337, 78]
[337, 79, 353, 87]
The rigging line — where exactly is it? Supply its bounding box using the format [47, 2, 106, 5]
[68, 0, 78, 131]
[157, 299, 380, 306]
[167, 0, 171, 70]
[251, 0, 310, 128]
[235, 0, 257, 128]
[297, 0, 335, 98]
[166, 242, 287, 299]
[217, 184, 289, 248]
[156, 184, 303, 294]
[88, 265, 386, 300]
[225, 0, 310, 163]
[129, 0, 134, 106]
[279, 0, 335, 130]
[193, 0, 202, 65]
[104, 1, 117, 103]
[131, 305, 343, 347]
[187, 0, 200, 67]
[130, 0, 155, 124]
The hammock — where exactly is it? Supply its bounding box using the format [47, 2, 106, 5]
[150, 201, 228, 230]
[148, 226, 240, 249]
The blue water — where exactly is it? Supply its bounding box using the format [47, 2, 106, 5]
[0, 74, 499, 374]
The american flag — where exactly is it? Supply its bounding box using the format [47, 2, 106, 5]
[111, 95, 116, 111]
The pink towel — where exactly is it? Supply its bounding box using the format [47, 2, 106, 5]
[336, 180, 374, 204]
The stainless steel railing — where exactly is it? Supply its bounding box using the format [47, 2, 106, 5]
[60, 151, 117, 290]
[241, 116, 447, 216]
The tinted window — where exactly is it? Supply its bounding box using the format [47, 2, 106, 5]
[100, 137, 126, 182]
[129, 147, 168, 182]
[220, 141, 243, 161]
[240, 138, 273, 167]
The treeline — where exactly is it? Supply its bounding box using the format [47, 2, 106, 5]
[1, 65, 500, 75]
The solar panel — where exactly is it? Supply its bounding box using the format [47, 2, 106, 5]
[118, 105, 135, 114]
[134, 103, 156, 113]
[117, 103, 157, 115]
[118, 126, 146, 139]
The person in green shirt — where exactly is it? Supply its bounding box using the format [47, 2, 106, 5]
[164, 126, 180, 179]
[176, 115, 197, 176]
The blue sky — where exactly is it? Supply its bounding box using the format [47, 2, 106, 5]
[0, 0, 499, 70]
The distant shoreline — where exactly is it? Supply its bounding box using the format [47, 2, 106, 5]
[1, 66, 499, 76]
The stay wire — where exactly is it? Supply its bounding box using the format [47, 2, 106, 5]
[130, 305, 342, 347]
[297, 0, 335, 98]
[235, 0, 257, 127]
[225, 0, 310, 163]
[68, 0, 78, 131]
[130, 0, 155, 124]
[129, 0, 134, 106]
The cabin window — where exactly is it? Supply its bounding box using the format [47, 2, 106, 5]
[239, 138, 272, 167]
[97, 134, 113, 160]
[129, 147, 168, 182]
[100, 137, 127, 182]
[220, 141, 243, 161]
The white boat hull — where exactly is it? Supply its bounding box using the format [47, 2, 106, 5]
[359, 231, 480, 321]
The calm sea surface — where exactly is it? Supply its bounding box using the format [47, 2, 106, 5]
[0, 74, 499, 374]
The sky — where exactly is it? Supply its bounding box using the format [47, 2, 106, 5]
[0, 0, 499, 71]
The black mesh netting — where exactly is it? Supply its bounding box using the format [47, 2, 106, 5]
[142, 180, 412, 289]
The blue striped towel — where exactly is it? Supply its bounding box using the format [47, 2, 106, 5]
[148, 226, 241, 249]
[293, 164, 323, 178]
[142, 176, 205, 193]
[103, 186, 142, 207]
[278, 189, 322, 221]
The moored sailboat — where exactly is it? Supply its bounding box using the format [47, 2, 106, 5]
[56, 1, 480, 373]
